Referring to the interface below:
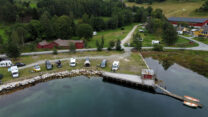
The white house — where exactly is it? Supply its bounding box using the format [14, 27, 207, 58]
[93, 31, 97, 36]
[152, 40, 160, 45]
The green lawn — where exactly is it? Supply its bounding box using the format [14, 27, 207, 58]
[193, 37, 208, 45]
[128, 27, 198, 47]
[87, 23, 137, 48]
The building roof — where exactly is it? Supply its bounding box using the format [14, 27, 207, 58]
[38, 40, 49, 46]
[142, 69, 154, 75]
[168, 17, 208, 23]
[54, 39, 83, 47]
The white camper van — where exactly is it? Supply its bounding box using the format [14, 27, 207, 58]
[0, 60, 12, 67]
[10, 66, 19, 78]
[70, 58, 76, 67]
[112, 61, 119, 71]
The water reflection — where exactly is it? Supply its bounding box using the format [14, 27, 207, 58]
[159, 58, 174, 71]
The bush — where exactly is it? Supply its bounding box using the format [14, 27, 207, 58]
[153, 44, 163, 51]
[53, 47, 58, 55]
[69, 42, 76, 53]
[107, 40, 115, 51]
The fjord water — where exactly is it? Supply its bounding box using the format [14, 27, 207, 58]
[0, 58, 208, 117]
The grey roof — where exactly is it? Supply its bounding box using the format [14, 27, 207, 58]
[168, 17, 208, 23]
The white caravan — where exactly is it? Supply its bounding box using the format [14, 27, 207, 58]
[0, 60, 12, 67]
[10, 66, 19, 78]
[70, 58, 76, 67]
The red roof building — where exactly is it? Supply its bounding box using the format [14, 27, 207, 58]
[168, 17, 208, 28]
[37, 40, 58, 49]
[37, 39, 84, 49]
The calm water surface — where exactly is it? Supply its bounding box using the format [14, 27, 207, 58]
[0, 58, 207, 117]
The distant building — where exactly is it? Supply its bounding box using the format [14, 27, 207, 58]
[192, 26, 208, 37]
[37, 40, 58, 49]
[37, 39, 84, 49]
[168, 17, 208, 28]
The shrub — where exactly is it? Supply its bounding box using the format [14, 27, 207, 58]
[53, 47, 58, 55]
[153, 44, 163, 51]
[107, 40, 115, 51]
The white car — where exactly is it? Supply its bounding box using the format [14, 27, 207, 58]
[112, 61, 119, 71]
[70, 58, 76, 67]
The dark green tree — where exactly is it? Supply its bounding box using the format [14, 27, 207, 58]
[6, 41, 21, 59]
[116, 39, 122, 51]
[162, 22, 178, 45]
[132, 32, 142, 51]
[108, 40, 115, 51]
[76, 23, 93, 41]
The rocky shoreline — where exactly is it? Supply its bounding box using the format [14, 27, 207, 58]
[0, 69, 102, 95]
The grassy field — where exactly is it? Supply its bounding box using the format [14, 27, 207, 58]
[126, 1, 205, 18]
[141, 50, 208, 78]
[127, 26, 198, 47]
[0, 51, 147, 83]
[87, 23, 136, 48]
[193, 37, 208, 45]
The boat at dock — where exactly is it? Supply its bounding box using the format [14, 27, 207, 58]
[184, 96, 200, 102]
[183, 101, 198, 108]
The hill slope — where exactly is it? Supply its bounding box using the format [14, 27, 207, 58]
[126, 1, 206, 18]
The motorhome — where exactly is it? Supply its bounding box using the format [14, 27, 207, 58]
[70, 58, 76, 67]
[112, 61, 119, 71]
[0, 60, 12, 67]
[10, 66, 19, 78]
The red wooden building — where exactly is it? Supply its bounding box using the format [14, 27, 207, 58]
[37, 39, 84, 49]
[37, 40, 58, 49]
[168, 17, 208, 28]
[142, 69, 155, 79]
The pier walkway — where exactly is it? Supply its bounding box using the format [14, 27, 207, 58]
[102, 72, 155, 88]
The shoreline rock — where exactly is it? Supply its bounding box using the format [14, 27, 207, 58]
[0, 69, 102, 95]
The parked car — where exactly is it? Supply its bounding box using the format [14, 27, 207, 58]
[100, 59, 107, 68]
[84, 58, 90, 67]
[70, 58, 76, 67]
[56, 60, 62, 68]
[15, 62, 26, 67]
[33, 65, 41, 72]
[45, 61, 53, 70]
[112, 61, 119, 71]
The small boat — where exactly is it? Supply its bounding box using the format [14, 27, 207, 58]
[184, 96, 200, 102]
[183, 101, 198, 108]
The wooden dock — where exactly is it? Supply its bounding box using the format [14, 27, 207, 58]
[155, 84, 203, 108]
[101, 71, 203, 108]
[102, 72, 155, 88]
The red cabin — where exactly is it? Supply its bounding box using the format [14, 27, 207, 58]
[37, 39, 84, 49]
[37, 40, 58, 49]
[142, 69, 155, 79]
